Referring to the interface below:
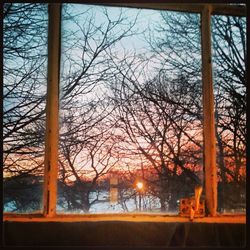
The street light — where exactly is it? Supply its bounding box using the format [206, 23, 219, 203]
[136, 181, 144, 211]
[136, 182, 143, 190]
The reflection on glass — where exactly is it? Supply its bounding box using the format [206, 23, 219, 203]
[57, 4, 203, 213]
[3, 3, 48, 212]
[212, 15, 246, 213]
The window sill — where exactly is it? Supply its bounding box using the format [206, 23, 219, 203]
[3, 212, 246, 223]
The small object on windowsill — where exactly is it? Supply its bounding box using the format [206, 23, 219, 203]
[190, 206, 195, 221]
[179, 185, 205, 220]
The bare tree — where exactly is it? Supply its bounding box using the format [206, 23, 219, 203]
[58, 120, 119, 212]
[108, 53, 203, 211]
[3, 3, 48, 212]
[212, 16, 246, 211]
[3, 3, 48, 174]
[57, 5, 140, 212]
[4, 4, 245, 214]
[3, 3, 139, 212]
[147, 11, 246, 211]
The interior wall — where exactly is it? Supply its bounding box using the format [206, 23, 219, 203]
[3, 221, 246, 247]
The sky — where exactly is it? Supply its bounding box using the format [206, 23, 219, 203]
[63, 3, 162, 51]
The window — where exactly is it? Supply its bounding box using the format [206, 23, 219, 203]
[3, 3, 246, 221]
[57, 4, 203, 214]
[3, 3, 48, 213]
[212, 15, 246, 213]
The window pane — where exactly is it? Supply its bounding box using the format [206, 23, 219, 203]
[3, 3, 48, 212]
[57, 4, 203, 213]
[212, 15, 246, 213]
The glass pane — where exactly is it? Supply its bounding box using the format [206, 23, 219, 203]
[57, 4, 203, 214]
[212, 15, 246, 213]
[3, 3, 48, 212]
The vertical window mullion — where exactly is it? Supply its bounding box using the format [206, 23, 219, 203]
[43, 3, 61, 217]
[201, 5, 217, 216]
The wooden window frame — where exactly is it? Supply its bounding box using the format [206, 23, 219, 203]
[3, 3, 246, 223]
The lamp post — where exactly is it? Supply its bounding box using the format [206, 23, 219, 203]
[136, 181, 144, 211]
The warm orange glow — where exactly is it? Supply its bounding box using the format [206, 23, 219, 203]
[136, 182, 143, 190]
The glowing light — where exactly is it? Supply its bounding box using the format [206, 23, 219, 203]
[136, 182, 143, 190]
